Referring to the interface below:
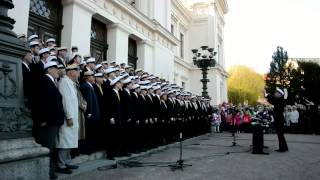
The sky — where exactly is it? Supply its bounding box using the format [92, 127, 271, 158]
[224, 0, 320, 74]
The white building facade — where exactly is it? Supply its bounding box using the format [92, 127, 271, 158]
[9, 0, 228, 105]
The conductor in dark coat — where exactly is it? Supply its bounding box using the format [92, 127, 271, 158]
[37, 61, 65, 179]
[266, 87, 289, 152]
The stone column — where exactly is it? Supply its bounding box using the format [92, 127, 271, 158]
[61, 0, 95, 55]
[107, 24, 131, 65]
[137, 40, 153, 72]
[0, 1, 50, 179]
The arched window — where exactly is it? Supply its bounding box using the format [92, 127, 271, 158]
[28, 0, 63, 45]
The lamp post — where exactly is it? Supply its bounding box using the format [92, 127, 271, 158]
[192, 46, 217, 98]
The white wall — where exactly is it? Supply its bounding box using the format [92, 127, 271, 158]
[151, 0, 171, 31]
[137, 40, 154, 73]
[188, 19, 208, 58]
[9, 0, 30, 36]
[153, 42, 174, 82]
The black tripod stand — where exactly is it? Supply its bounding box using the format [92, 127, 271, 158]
[168, 130, 192, 170]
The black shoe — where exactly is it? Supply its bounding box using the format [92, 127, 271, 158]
[56, 167, 73, 174]
[66, 164, 79, 169]
[50, 173, 58, 180]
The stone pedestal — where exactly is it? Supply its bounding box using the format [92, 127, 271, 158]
[0, 138, 49, 180]
[0, 1, 50, 180]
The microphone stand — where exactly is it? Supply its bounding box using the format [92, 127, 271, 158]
[168, 118, 192, 171]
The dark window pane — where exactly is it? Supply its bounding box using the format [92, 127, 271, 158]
[29, 0, 61, 22]
[180, 33, 184, 58]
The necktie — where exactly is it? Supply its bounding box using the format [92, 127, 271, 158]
[116, 91, 120, 101]
[98, 85, 103, 96]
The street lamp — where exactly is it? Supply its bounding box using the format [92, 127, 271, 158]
[192, 46, 217, 98]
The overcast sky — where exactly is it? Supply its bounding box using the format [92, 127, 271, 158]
[224, 0, 320, 74]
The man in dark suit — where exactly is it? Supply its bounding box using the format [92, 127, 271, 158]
[166, 91, 175, 143]
[120, 77, 134, 154]
[145, 86, 155, 148]
[139, 86, 149, 150]
[31, 48, 50, 83]
[22, 51, 33, 108]
[105, 76, 124, 159]
[93, 73, 105, 150]
[152, 86, 162, 145]
[130, 84, 143, 152]
[37, 61, 65, 179]
[80, 71, 100, 154]
[102, 68, 117, 111]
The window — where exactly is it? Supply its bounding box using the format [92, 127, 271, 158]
[128, 38, 138, 69]
[90, 18, 108, 63]
[28, 0, 63, 45]
[125, 0, 136, 6]
[218, 44, 221, 65]
[180, 33, 184, 58]
[171, 24, 174, 34]
[182, 82, 185, 90]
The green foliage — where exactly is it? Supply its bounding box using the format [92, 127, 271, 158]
[266, 46, 320, 105]
[297, 61, 320, 105]
[265, 46, 289, 94]
[227, 65, 265, 105]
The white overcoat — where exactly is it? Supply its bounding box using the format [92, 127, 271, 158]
[56, 76, 79, 148]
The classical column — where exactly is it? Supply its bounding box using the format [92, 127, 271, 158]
[107, 24, 130, 65]
[0, 1, 49, 179]
[61, 0, 95, 55]
[136, 40, 153, 72]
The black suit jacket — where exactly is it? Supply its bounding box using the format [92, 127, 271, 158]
[120, 89, 133, 122]
[93, 84, 105, 119]
[145, 94, 154, 119]
[138, 94, 147, 122]
[32, 61, 45, 80]
[131, 91, 140, 122]
[160, 100, 169, 122]
[22, 63, 32, 106]
[166, 99, 175, 119]
[37, 75, 65, 126]
[266, 95, 285, 125]
[152, 95, 161, 119]
[105, 89, 122, 124]
[80, 82, 100, 122]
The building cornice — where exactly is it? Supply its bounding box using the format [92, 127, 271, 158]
[217, 0, 229, 14]
[107, 23, 133, 34]
[113, 0, 180, 46]
[174, 56, 194, 70]
[62, 0, 96, 14]
[172, 0, 193, 23]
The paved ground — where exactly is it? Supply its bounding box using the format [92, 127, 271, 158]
[63, 133, 320, 180]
